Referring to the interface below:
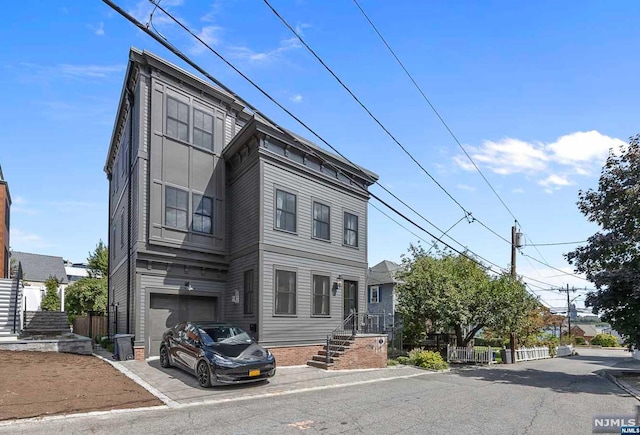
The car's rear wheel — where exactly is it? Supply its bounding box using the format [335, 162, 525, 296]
[159, 345, 171, 368]
[197, 361, 212, 388]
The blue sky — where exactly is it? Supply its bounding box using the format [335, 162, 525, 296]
[1, 0, 638, 312]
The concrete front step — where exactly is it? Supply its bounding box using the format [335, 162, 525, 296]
[312, 354, 338, 364]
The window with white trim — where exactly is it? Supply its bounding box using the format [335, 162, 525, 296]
[370, 286, 379, 304]
[244, 270, 254, 315]
[344, 212, 358, 247]
[312, 202, 330, 240]
[275, 189, 296, 232]
[275, 270, 296, 315]
[312, 275, 330, 316]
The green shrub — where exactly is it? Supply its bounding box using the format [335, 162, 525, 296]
[591, 334, 618, 347]
[396, 356, 410, 365]
[474, 337, 506, 348]
[408, 348, 448, 371]
[41, 277, 61, 311]
[574, 336, 586, 345]
[387, 359, 399, 367]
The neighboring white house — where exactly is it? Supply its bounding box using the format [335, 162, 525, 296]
[65, 261, 90, 283]
[10, 251, 69, 312]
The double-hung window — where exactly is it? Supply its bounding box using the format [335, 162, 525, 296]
[165, 186, 188, 230]
[344, 212, 358, 247]
[275, 189, 296, 232]
[312, 202, 330, 240]
[275, 270, 296, 315]
[192, 194, 213, 234]
[193, 108, 214, 150]
[312, 275, 330, 316]
[166, 96, 189, 142]
[370, 286, 379, 304]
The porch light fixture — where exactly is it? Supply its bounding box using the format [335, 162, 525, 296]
[334, 275, 343, 296]
[184, 281, 194, 292]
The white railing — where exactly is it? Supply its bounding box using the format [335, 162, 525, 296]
[447, 345, 495, 364]
[555, 345, 573, 357]
[514, 346, 551, 362]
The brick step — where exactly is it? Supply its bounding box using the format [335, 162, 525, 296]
[306, 360, 333, 369]
[312, 354, 339, 364]
[318, 349, 343, 358]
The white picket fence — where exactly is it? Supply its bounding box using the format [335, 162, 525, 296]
[555, 345, 573, 357]
[447, 345, 495, 364]
[514, 346, 551, 362]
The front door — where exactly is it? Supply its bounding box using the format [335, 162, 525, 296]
[343, 280, 358, 320]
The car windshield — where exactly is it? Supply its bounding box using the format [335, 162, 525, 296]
[199, 326, 252, 346]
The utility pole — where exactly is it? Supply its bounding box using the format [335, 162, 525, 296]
[510, 224, 521, 363]
[559, 284, 576, 342]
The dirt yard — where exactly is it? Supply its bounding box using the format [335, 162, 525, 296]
[0, 350, 162, 421]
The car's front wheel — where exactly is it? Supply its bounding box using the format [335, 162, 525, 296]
[159, 345, 171, 368]
[197, 361, 212, 388]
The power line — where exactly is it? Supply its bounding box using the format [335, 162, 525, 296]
[263, 0, 478, 220]
[350, 0, 580, 281]
[524, 240, 588, 247]
[351, 0, 518, 222]
[520, 252, 591, 283]
[105, 0, 562, 294]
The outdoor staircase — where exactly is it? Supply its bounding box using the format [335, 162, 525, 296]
[0, 278, 20, 340]
[306, 334, 355, 369]
[21, 311, 71, 337]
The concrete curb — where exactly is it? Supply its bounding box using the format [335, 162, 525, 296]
[600, 370, 640, 401]
[93, 353, 178, 408]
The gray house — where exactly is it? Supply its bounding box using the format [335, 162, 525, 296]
[105, 48, 378, 363]
[367, 260, 402, 331]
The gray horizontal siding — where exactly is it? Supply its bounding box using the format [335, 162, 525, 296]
[228, 156, 260, 254]
[259, 250, 366, 346]
[225, 251, 259, 337]
[262, 160, 368, 264]
[110, 262, 128, 335]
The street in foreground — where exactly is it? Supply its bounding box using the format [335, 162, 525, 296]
[1, 348, 636, 434]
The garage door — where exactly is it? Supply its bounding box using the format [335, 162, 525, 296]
[148, 294, 217, 356]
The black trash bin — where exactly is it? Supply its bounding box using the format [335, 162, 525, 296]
[113, 334, 135, 361]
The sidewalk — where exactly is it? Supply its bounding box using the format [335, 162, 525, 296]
[100, 349, 434, 407]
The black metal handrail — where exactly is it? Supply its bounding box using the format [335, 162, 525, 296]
[12, 262, 22, 334]
[325, 310, 386, 364]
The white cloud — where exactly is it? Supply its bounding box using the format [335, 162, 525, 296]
[546, 130, 626, 169]
[456, 183, 476, 192]
[454, 131, 625, 192]
[129, 0, 184, 26]
[20, 63, 124, 80]
[229, 37, 302, 63]
[290, 94, 303, 103]
[538, 174, 573, 193]
[95, 22, 105, 36]
[190, 26, 222, 54]
[512, 188, 525, 194]
[295, 23, 311, 36]
[11, 229, 51, 248]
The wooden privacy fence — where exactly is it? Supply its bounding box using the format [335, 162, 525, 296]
[447, 345, 495, 364]
[72, 315, 107, 341]
[514, 346, 550, 362]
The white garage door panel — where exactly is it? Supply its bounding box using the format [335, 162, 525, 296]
[148, 294, 217, 357]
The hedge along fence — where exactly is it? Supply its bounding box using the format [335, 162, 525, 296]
[72, 315, 107, 341]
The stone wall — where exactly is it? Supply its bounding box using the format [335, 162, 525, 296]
[268, 344, 324, 366]
[0, 335, 92, 355]
[332, 335, 387, 370]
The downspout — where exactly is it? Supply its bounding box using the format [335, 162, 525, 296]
[125, 86, 134, 335]
[107, 172, 111, 336]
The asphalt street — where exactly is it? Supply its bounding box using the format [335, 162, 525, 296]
[1, 348, 637, 434]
